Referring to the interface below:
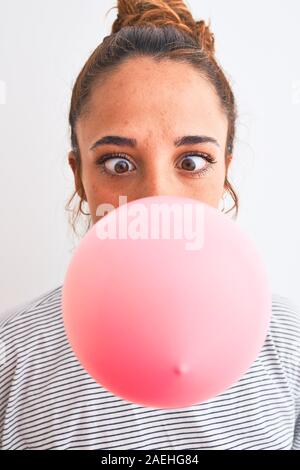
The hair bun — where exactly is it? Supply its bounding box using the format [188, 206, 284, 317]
[110, 0, 215, 57]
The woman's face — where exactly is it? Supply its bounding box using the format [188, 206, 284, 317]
[69, 57, 232, 224]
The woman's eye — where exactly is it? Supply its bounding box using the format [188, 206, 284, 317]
[97, 155, 136, 176]
[177, 154, 212, 175]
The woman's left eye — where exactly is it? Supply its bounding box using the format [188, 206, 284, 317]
[176, 153, 217, 177]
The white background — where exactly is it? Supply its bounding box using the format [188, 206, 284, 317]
[0, 0, 299, 314]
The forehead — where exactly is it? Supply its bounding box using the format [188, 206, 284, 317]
[76, 57, 228, 148]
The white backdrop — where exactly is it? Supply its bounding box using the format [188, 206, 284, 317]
[0, 0, 299, 314]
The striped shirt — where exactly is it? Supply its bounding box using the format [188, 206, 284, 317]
[0, 285, 299, 450]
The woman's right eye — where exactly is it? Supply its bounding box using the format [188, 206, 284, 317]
[97, 155, 136, 176]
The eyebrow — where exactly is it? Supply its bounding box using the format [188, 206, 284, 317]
[89, 134, 220, 151]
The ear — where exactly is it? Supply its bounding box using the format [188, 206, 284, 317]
[68, 150, 77, 173]
[225, 153, 233, 171]
[68, 150, 86, 201]
[225, 153, 233, 178]
[223, 154, 233, 194]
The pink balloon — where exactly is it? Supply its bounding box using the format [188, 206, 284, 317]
[62, 195, 272, 409]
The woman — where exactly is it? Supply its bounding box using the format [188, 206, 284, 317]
[1, 0, 299, 450]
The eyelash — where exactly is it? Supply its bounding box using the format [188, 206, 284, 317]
[96, 152, 217, 179]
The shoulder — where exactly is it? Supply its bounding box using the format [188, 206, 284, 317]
[268, 292, 300, 397]
[0, 285, 64, 352]
[0, 285, 63, 326]
[270, 292, 300, 347]
[0, 284, 68, 410]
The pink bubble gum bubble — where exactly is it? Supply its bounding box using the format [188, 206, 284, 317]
[62, 195, 272, 409]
